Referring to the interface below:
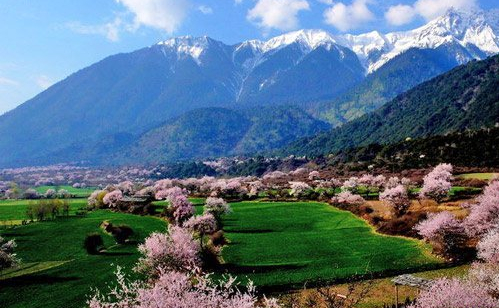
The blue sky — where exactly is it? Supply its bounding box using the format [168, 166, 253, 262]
[0, 0, 497, 114]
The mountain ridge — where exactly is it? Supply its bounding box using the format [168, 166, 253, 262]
[0, 9, 498, 167]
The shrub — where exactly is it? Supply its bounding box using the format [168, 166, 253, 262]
[84, 233, 104, 255]
[112, 225, 134, 244]
[0, 236, 18, 271]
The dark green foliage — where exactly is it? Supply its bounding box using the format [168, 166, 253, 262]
[284, 55, 499, 157]
[123, 106, 329, 163]
[111, 225, 134, 244]
[83, 233, 104, 254]
[329, 127, 499, 170]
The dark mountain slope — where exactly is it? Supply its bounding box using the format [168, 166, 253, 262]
[283, 54, 499, 157]
[313, 44, 474, 125]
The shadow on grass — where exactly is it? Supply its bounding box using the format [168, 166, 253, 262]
[98, 251, 134, 256]
[0, 274, 79, 287]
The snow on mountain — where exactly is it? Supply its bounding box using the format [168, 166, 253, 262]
[346, 9, 499, 72]
[156, 9, 499, 74]
[157, 36, 219, 65]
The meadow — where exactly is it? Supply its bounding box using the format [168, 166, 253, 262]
[0, 198, 443, 308]
[33, 185, 97, 198]
[221, 201, 441, 289]
[0, 210, 167, 308]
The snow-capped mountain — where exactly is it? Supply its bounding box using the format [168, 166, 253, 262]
[0, 9, 498, 167]
[156, 9, 499, 74]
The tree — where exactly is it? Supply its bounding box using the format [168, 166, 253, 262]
[379, 185, 410, 216]
[204, 197, 231, 223]
[0, 236, 18, 271]
[415, 211, 466, 257]
[408, 277, 499, 308]
[168, 194, 195, 225]
[135, 226, 201, 276]
[184, 214, 218, 236]
[289, 181, 312, 199]
[88, 267, 278, 308]
[23, 188, 40, 199]
[477, 227, 499, 263]
[103, 190, 123, 208]
[419, 163, 453, 203]
[464, 180, 499, 237]
[84, 233, 104, 255]
[331, 191, 365, 207]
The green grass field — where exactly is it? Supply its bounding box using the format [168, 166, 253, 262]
[0, 199, 442, 307]
[221, 202, 442, 289]
[456, 173, 498, 180]
[33, 185, 97, 198]
[0, 210, 167, 308]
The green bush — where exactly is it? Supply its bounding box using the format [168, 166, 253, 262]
[83, 233, 104, 254]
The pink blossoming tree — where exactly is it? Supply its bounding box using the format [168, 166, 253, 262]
[408, 277, 499, 308]
[103, 190, 123, 208]
[419, 163, 453, 203]
[379, 185, 410, 216]
[135, 226, 201, 276]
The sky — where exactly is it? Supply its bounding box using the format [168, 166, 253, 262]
[0, 0, 497, 115]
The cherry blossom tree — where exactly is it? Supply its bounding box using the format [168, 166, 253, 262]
[204, 197, 231, 225]
[184, 214, 218, 236]
[379, 185, 410, 216]
[308, 171, 320, 181]
[103, 190, 123, 208]
[88, 267, 278, 308]
[331, 191, 365, 207]
[415, 211, 461, 241]
[45, 188, 56, 199]
[168, 194, 195, 225]
[341, 177, 359, 194]
[155, 186, 188, 201]
[419, 163, 453, 203]
[408, 277, 499, 308]
[135, 226, 201, 276]
[464, 180, 499, 237]
[289, 181, 311, 199]
[477, 227, 499, 263]
[415, 211, 466, 257]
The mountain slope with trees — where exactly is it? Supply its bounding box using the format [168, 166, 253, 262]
[283, 54, 499, 157]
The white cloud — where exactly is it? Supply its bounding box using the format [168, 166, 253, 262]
[414, 0, 478, 20]
[0, 77, 18, 87]
[116, 0, 191, 34]
[248, 0, 310, 31]
[316, 0, 333, 4]
[35, 75, 54, 90]
[198, 5, 213, 14]
[66, 17, 124, 42]
[385, 0, 479, 26]
[323, 0, 375, 32]
[385, 4, 416, 26]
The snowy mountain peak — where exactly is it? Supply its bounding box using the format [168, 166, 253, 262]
[157, 36, 221, 64]
[363, 9, 499, 72]
[155, 9, 499, 73]
[261, 29, 337, 52]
